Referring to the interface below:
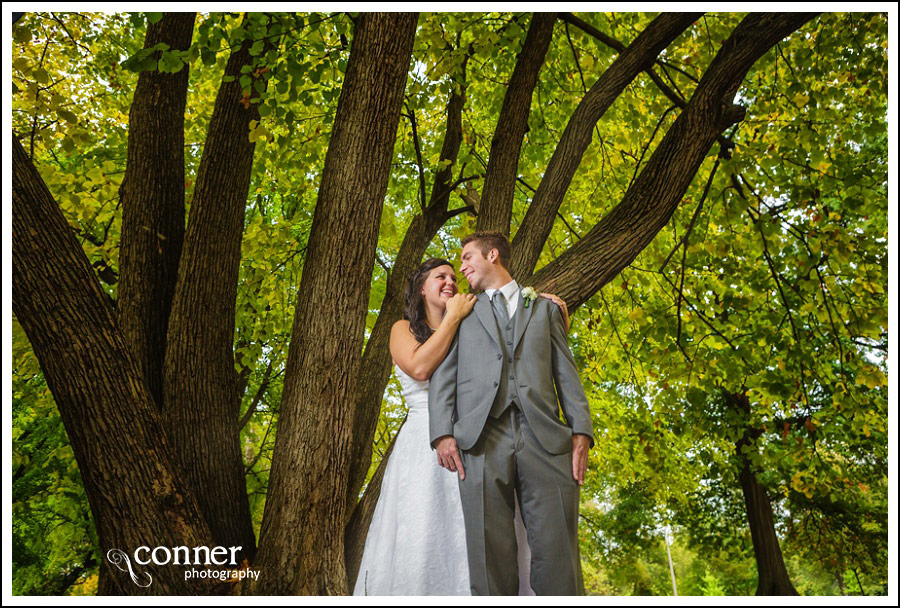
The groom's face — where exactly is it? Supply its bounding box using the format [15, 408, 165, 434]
[460, 242, 495, 291]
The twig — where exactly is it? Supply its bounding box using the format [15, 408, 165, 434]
[403, 100, 428, 213]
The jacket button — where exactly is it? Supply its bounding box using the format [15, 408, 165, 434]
[497, 353, 502, 360]
[493, 381, 499, 387]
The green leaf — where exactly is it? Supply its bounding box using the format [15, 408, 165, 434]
[33, 68, 49, 84]
[57, 109, 78, 124]
[13, 26, 32, 44]
[13, 57, 31, 74]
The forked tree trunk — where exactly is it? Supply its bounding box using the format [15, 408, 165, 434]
[13, 136, 218, 595]
[251, 13, 418, 595]
[509, 12, 702, 279]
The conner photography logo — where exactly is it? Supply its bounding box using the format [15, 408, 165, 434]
[106, 545, 260, 587]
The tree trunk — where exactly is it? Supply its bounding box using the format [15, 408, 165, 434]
[738, 467, 800, 595]
[13, 136, 218, 595]
[729, 391, 799, 595]
[251, 13, 418, 595]
[162, 13, 275, 561]
[509, 12, 702, 280]
[117, 12, 195, 411]
[526, 14, 819, 307]
[476, 12, 556, 235]
[345, 61, 468, 524]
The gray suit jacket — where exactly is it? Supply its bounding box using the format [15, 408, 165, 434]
[429, 291, 594, 455]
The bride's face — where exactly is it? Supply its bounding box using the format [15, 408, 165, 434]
[421, 265, 458, 308]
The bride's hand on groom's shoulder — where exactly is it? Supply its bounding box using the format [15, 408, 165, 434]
[540, 292, 569, 333]
[446, 293, 477, 322]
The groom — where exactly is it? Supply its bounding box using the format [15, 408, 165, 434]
[429, 231, 593, 595]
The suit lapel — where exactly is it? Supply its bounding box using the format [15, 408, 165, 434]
[512, 291, 534, 354]
[473, 292, 502, 348]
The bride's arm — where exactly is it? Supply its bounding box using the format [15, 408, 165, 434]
[390, 293, 475, 381]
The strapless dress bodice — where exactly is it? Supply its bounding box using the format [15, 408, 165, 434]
[394, 364, 430, 414]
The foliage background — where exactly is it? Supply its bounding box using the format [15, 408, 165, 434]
[10, 11, 889, 595]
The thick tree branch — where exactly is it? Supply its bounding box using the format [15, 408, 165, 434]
[477, 12, 556, 235]
[559, 12, 689, 106]
[117, 13, 195, 411]
[527, 14, 819, 312]
[511, 13, 702, 279]
[162, 13, 277, 561]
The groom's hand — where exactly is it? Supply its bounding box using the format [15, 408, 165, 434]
[572, 434, 591, 486]
[434, 435, 465, 481]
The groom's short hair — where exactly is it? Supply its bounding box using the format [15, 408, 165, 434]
[461, 231, 511, 269]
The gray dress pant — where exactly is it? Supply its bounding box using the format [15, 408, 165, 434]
[457, 405, 584, 595]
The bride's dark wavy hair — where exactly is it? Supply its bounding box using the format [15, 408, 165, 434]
[405, 257, 456, 344]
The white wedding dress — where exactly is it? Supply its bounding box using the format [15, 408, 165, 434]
[353, 365, 533, 596]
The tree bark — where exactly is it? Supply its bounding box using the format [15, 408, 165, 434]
[345, 59, 468, 524]
[117, 12, 195, 410]
[525, 13, 819, 307]
[510, 12, 702, 280]
[162, 14, 274, 561]
[251, 13, 418, 595]
[476, 13, 555, 235]
[729, 392, 799, 595]
[13, 136, 218, 595]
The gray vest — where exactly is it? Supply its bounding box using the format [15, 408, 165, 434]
[489, 293, 521, 418]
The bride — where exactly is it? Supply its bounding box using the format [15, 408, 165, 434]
[352, 257, 568, 596]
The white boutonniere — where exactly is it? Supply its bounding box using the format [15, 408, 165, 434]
[521, 286, 538, 308]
